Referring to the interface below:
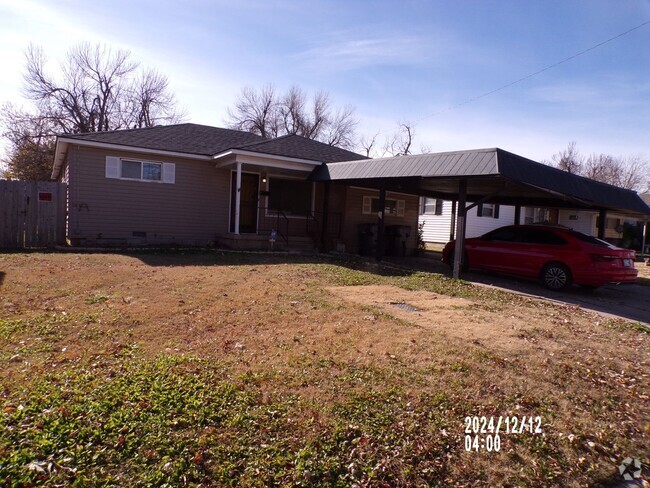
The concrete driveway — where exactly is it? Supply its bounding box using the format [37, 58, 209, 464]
[392, 253, 650, 326]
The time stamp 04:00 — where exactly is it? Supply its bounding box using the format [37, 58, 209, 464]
[464, 415, 543, 452]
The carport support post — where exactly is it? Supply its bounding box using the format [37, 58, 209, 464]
[597, 209, 607, 240]
[453, 179, 467, 279]
[375, 187, 386, 261]
[449, 200, 457, 240]
[514, 205, 521, 225]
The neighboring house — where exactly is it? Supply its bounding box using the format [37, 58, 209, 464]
[419, 198, 518, 243]
[51, 123, 419, 253]
[419, 198, 648, 250]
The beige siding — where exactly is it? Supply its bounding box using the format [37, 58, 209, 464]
[339, 187, 419, 254]
[67, 145, 229, 246]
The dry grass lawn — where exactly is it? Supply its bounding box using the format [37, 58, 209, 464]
[0, 251, 648, 486]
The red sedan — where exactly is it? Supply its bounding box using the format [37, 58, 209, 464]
[442, 225, 638, 290]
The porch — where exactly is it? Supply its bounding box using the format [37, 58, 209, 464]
[212, 147, 343, 251]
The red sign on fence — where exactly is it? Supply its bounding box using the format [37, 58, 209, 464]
[38, 192, 53, 202]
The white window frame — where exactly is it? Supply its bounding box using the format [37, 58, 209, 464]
[362, 196, 405, 217]
[421, 197, 443, 215]
[106, 156, 175, 184]
[121, 159, 162, 182]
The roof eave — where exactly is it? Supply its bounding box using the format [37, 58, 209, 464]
[55, 136, 213, 160]
[213, 148, 324, 166]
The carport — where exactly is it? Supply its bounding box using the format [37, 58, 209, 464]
[311, 148, 650, 278]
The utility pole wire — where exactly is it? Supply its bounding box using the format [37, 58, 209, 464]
[416, 19, 650, 122]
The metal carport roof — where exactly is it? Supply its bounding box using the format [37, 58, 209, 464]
[311, 148, 650, 216]
[311, 147, 649, 277]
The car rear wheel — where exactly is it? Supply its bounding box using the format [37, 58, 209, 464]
[540, 263, 572, 291]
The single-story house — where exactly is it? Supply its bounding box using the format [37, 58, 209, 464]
[51, 123, 420, 252]
[52, 127, 650, 261]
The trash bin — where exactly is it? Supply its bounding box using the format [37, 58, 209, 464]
[385, 225, 411, 257]
[357, 223, 377, 256]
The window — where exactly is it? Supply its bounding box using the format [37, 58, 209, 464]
[477, 203, 500, 218]
[421, 197, 443, 215]
[121, 160, 161, 181]
[268, 178, 313, 216]
[519, 229, 567, 245]
[105, 156, 175, 184]
[524, 207, 550, 224]
[362, 196, 405, 217]
[483, 228, 517, 242]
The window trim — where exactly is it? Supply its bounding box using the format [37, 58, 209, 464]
[106, 156, 175, 184]
[362, 196, 405, 217]
[477, 202, 500, 218]
[120, 159, 162, 182]
[421, 197, 443, 215]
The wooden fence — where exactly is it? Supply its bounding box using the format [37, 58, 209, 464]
[0, 180, 67, 248]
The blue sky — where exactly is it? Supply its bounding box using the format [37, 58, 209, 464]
[0, 0, 649, 162]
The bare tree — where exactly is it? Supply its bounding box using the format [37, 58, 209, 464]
[552, 142, 648, 191]
[359, 131, 380, 158]
[552, 141, 583, 174]
[1, 42, 184, 180]
[21, 43, 183, 134]
[1, 104, 56, 180]
[226, 85, 357, 149]
[382, 122, 414, 157]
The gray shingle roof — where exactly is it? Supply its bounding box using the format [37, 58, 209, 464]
[238, 134, 366, 163]
[60, 123, 266, 156]
[59, 124, 365, 163]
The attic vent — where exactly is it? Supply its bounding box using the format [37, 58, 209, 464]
[389, 302, 421, 312]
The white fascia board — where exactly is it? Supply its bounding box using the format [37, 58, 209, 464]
[56, 137, 212, 161]
[51, 139, 69, 179]
[213, 149, 322, 167]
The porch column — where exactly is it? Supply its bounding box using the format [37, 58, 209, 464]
[453, 179, 467, 279]
[514, 205, 521, 225]
[449, 200, 457, 241]
[234, 162, 242, 235]
[375, 187, 386, 261]
[597, 208, 607, 240]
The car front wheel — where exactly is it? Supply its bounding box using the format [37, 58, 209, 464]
[541, 263, 572, 291]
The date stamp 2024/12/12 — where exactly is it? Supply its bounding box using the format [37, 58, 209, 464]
[464, 415, 543, 452]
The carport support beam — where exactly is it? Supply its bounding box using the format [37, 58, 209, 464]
[514, 205, 521, 225]
[453, 179, 467, 279]
[375, 187, 386, 261]
[597, 209, 607, 240]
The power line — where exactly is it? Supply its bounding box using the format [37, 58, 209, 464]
[416, 19, 650, 122]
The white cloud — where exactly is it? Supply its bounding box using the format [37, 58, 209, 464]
[296, 35, 427, 69]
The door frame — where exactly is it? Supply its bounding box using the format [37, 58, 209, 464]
[229, 170, 261, 233]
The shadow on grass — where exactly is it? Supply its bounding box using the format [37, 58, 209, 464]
[0, 271, 4, 289]
[132, 250, 418, 278]
[10, 246, 416, 278]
